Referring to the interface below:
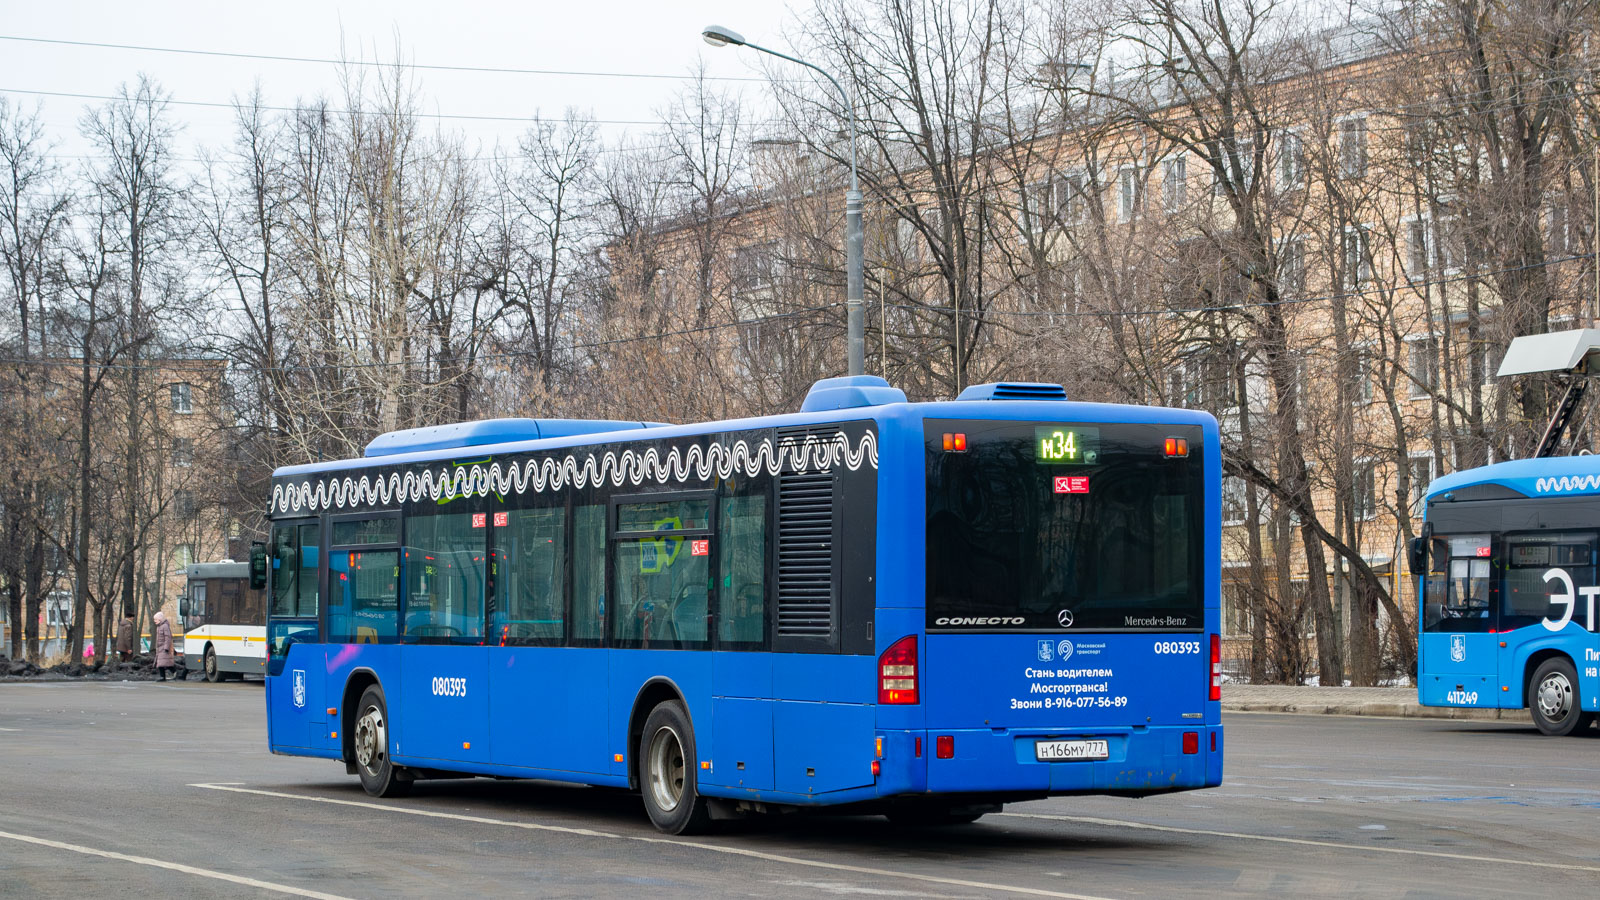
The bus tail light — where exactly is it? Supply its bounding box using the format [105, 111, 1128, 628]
[1209, 633, 1222, 701]
[1182, 732, 1199, 754]
[936, 735, 954, 759]
[879, 635, 919, 705]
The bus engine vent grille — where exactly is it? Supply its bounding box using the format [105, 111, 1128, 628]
[777, 470, 835, 637]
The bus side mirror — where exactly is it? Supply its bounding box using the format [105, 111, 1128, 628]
[1407, 536, 1427, 577]
[250, 542, 268, 590]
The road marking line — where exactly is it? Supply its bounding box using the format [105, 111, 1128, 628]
[0, 828, 355, 899]
[191, 783, 1111, 899]
[0, 727, 19, 731]
[998, 812, 1600, 873]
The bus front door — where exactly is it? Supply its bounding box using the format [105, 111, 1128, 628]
[1419, 537, 1497, 708]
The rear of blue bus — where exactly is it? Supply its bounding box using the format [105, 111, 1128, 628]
[872, 410, 1222, 806]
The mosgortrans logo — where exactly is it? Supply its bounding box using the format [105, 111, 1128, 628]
[1536, 474, 1600, 494]
[934, 616, 1026, 626]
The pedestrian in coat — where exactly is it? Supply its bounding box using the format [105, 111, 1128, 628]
[116, 611, 136, 663]
[153, 611, 175, 681]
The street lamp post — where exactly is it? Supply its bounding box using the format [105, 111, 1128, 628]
[702, 25, 865, 377]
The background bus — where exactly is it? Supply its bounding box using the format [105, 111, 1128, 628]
[263, 376, 1224, 832]
[1413, 456, 1600, 735]
[180, 561, 268, 682]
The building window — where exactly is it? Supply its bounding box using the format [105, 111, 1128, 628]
[170, 383, 193, 414]
[174, 490, 196, 520]
[1547, 204, 1570, 254]
[1277, 130, 1304, 191]
[1351, 346, 1376, 405]
[1407, 337, 1438, 399]
[1339, 117, 1367, 179]
[173, 543, 194, 570]
[1118, 166, 1142, 222]
[1162, 156, 1186, 213]
[1222, 476, 1250, 526]
[1409, 454, 1436, 514]
[1055, 172, 1086, 224]
[1278, 237, 1306, 297]
[172, 437, 193, 468]
[1352, 461, 1378, 521]
[1342, 226, 1372, 290]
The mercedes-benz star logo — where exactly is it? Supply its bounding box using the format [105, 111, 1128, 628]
[1057, 609, 1074, 628]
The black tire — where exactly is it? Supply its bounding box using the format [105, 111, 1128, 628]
[1529, 657, 1587, 736]
[638, 700, 711, 834]
[353, 686, 412, 797]
[203, 646, 221, 683]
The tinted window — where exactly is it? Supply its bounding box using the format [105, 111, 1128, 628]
[1502, 532, 1596, 631]
[1423, 534, 1493, 633]
[571, 505, 606, 643]
[494, 507, 566, 644]
[328, 549, 400, 643]
[618, 498, 710, 533]
[925, 420, 1204, 632]
[719, 494, 767, 647]
[269, 521, 320, 618]
[333, 517, 400, 546]
[404, 512, 486, 643]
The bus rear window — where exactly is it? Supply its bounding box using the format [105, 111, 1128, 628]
[925, 420, 1204, 632]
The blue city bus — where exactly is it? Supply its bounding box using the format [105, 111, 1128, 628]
[263, 376, 1224, 832]
[1412, 456, 1600, 735]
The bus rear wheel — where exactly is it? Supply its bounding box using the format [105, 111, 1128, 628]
[203, 646, 221, 683]
[639, 700, 711, 834]
[354, 686, 412, 797]
[1529, 658, 1591, 736]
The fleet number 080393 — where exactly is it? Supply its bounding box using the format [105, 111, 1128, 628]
[431, 677, 467, 697]
[1154, 641, 1202, 654]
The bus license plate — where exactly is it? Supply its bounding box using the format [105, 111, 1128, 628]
[1035, 739, 1109, 761]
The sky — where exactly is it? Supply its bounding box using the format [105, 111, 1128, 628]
[0, 0, 801, 164]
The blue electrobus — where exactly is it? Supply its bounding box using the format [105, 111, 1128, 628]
[262, 375, 1224, 832]
[1412, 456, 1600, 735]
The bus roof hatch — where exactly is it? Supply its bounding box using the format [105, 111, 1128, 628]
[364, 417, 659, 458]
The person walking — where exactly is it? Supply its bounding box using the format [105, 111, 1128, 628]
[153, 611, 175, 681]
[116, 609, 136, 663]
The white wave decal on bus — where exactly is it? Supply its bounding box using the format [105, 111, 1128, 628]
[272, 430, 877, 514]
[1535, 474, 1600, 494]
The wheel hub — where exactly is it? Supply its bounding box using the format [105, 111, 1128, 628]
[646, 725, 685, 813]
[1537, 673, 1572, 722]
[354, 706, 386, 772]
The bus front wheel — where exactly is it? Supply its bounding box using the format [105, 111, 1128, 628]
[203, 646, 221, 683]
[1529, 658, 1593, 736]
[639, 700, 711, 834]
[354, 686, 413, 797]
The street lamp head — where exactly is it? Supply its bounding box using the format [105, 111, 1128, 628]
[702, 25, 746, 48]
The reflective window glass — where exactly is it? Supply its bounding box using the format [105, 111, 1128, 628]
[718, 494, 766, 646]
[493, 507, 565, 644]
[404, 512, 486, 643]
[571, 505, 606, 643]
[328, 549, 400, 643]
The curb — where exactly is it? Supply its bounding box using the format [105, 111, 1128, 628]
[1223, 701, 1532, 724]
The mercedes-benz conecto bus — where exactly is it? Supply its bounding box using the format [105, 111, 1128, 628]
[262, 376, 1224, 833]
[1412, 457, 1600, 735]
[180, 561, 268, 681]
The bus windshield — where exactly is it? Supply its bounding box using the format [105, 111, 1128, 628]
[925, 419, 1204, 632]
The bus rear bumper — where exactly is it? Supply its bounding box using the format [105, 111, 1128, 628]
[913, 724, 1223, 795]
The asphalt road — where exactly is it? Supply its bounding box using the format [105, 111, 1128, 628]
[1, 681, 1597, 899]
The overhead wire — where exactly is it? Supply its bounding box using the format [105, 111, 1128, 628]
[0, 34, 771, 83]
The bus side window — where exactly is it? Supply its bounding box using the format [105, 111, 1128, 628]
[270, 524, 298, 617]
[571, 505, 605, 644]
[718, 493, 767, 647]
[493, 506, 565, 645]
[403, 511, 486, 644]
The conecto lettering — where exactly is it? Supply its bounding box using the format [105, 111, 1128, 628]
[934, 616, 1026, 626]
